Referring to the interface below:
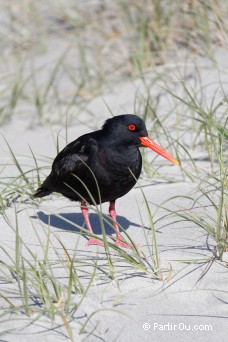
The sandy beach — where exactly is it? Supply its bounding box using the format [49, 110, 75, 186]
[0, 2, 227, 341]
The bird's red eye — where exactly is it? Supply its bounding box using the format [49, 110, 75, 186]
[128, 124, 136, 131]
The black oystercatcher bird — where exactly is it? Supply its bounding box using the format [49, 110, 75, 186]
[34, 115, 179, 248]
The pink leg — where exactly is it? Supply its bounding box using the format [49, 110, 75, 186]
[109, 201, 131, 248]
[81, 200, 104, 246]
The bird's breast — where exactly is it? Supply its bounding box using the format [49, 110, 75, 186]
[94, 145, 142, 185]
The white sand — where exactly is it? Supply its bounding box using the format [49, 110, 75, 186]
[0, 47, 227, 341]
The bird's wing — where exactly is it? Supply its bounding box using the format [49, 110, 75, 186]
[51, 137, 94, 179]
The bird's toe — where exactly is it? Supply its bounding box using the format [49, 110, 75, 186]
[115, 240, 132, 249]
[87, 238, 104, 247]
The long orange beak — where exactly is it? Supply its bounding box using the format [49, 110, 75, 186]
[139, 136, 179, 165]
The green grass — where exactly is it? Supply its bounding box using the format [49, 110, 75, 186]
[0, 74, 227, 335]
[0, 0, 227, 124]
[145, 79, 228, 260]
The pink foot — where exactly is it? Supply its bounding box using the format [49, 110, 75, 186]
[87, 238, 104, 247]
[115, 240, 132, 249]
[115, 238, 141, 249]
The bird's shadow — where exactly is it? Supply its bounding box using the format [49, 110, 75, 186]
[32, 211, 143, 235]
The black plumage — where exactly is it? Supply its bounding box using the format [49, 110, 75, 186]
[34, 114, 178, 248]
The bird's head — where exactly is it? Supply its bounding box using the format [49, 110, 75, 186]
[102, 114, 179, 165]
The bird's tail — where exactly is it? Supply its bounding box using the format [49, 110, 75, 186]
[33, 186, 52, 198]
